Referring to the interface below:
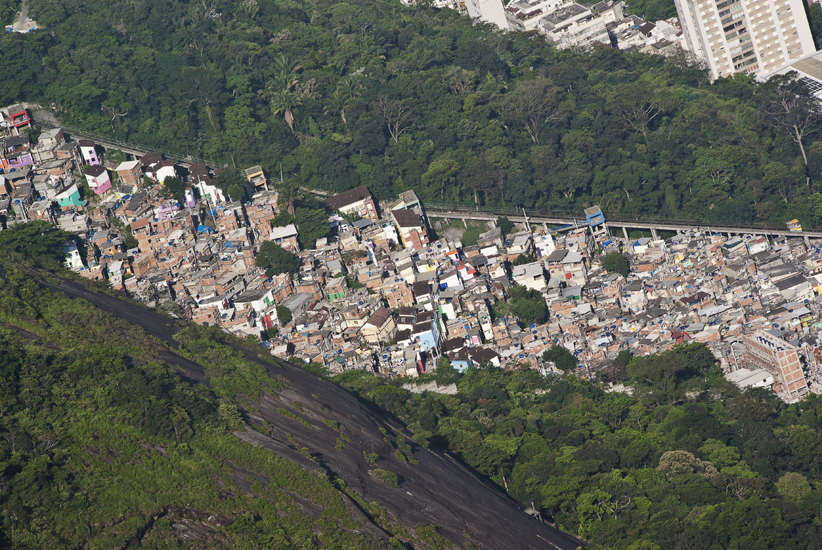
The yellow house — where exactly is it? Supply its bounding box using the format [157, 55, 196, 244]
[244, 165, 266, 187]
[361, 307, 396, 344]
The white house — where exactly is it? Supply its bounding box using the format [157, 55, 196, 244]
[78, 140, 100, 165]
[512, 261, 547, 292]
[107, 260, 124, 286]
[64, 241, 84, 270]
[156, 161, 178, 184]
[439, 268, 461, 290]
[197, 179, 226, 203]
[381, 222, 399, 246]
[234, 288, 275, 314]
[324, 185, 379, 220]
[508, 232, 534, 257]
[457, 262, 477, 282]
[562, 250, 588, 286]
[269, 223, 300, 252]
[534, 233, 556, 258]
[84, 165, 112, 195]
[747, 237, 768, 255]
[487, 258, 507, 279]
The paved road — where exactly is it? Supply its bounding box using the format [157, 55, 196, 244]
[11, 0, 36, 32]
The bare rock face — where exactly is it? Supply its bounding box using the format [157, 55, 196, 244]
[42, 275, 585, 550]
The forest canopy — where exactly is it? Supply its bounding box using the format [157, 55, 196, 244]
[7, 0, 822, 228]
[0, 220, 71, 263]
[335, 344, 822, 549]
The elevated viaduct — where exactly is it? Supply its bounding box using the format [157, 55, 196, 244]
[28, 113, 822, 241]
[32, 114, 212, 167]
[424, 204, 822, 240]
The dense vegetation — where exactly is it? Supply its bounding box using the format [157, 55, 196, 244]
[601, 251, 629, 277]
[542, 344, 577, 373]
[508, 284, 550, 325]
[4, 0, 821, 228]
[256, 240, 301, 276]
[0, 221, 72, 263]
[623, 0, 676, 21]
[0, 250, 456, 549]
[335, 345, 822, 549]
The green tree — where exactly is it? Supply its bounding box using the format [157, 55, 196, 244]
[513, 253, 535, 266]
[422, 156, 460, 200]
[605, 79, 668, 144]
[628, 353, 689, 405]
[276, 180, 304, 217]
[0, 221, 72, 263]
[543, 345, 576, 372]
[256, 242, 300, 277]
[614, 349, 632, 368]
[601, 251, 629, 277]
[509, 285, 549, 325]
[763, 72, 822, 169]
[501, 79, 562, 144]
[270, 90, 302, 133]
[434, 357, 459, 385]
[276, 305, 292, 325]
[294, 207, 330, 250]
[216, 169, 246, 202]
[376, 97, 417, 143]
[372, 468, 400, 487]
[775, 472, 811, 503]
[162, 176, 186, 204]
[810, 2, 822, 50]
[496, 216, 514, 236]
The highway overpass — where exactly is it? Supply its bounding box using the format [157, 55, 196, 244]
[424, 205, 822, 240]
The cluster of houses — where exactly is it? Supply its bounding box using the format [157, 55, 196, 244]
[415, 0, 687, 55]
[3, 116, 822, 403]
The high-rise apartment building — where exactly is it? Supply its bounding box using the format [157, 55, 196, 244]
[465, 0, 510, 30]
[742, 329, 809, 402]
[674, 0, 816, 79]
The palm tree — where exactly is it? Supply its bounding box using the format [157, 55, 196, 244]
[277, 180, 303, 217]
[274, 54, 299, 90]
[337, 75, 361, 100]
[270, 90, 302, 133]
[327, 89, 348, 124]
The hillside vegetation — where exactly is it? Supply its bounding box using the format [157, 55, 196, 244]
[0, 248, 585, 549]
[0, 253, 407, 548]
[7, 0, 822, 228]
[337, 351, 822, 549]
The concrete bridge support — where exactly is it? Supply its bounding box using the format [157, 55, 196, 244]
[421, 206, 822, 239]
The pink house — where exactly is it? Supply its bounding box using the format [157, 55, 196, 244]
[155, 200, 180, 220]
[84, 164, 112, 195]
[5, 151, 33, 170]
[78, 140, 100, 166]
[2, 134, 33, 171]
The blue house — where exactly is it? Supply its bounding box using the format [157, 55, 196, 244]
[412, 310, 440, 352]
[54, 183, 85, 210]
[447, 347, 500, 372]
